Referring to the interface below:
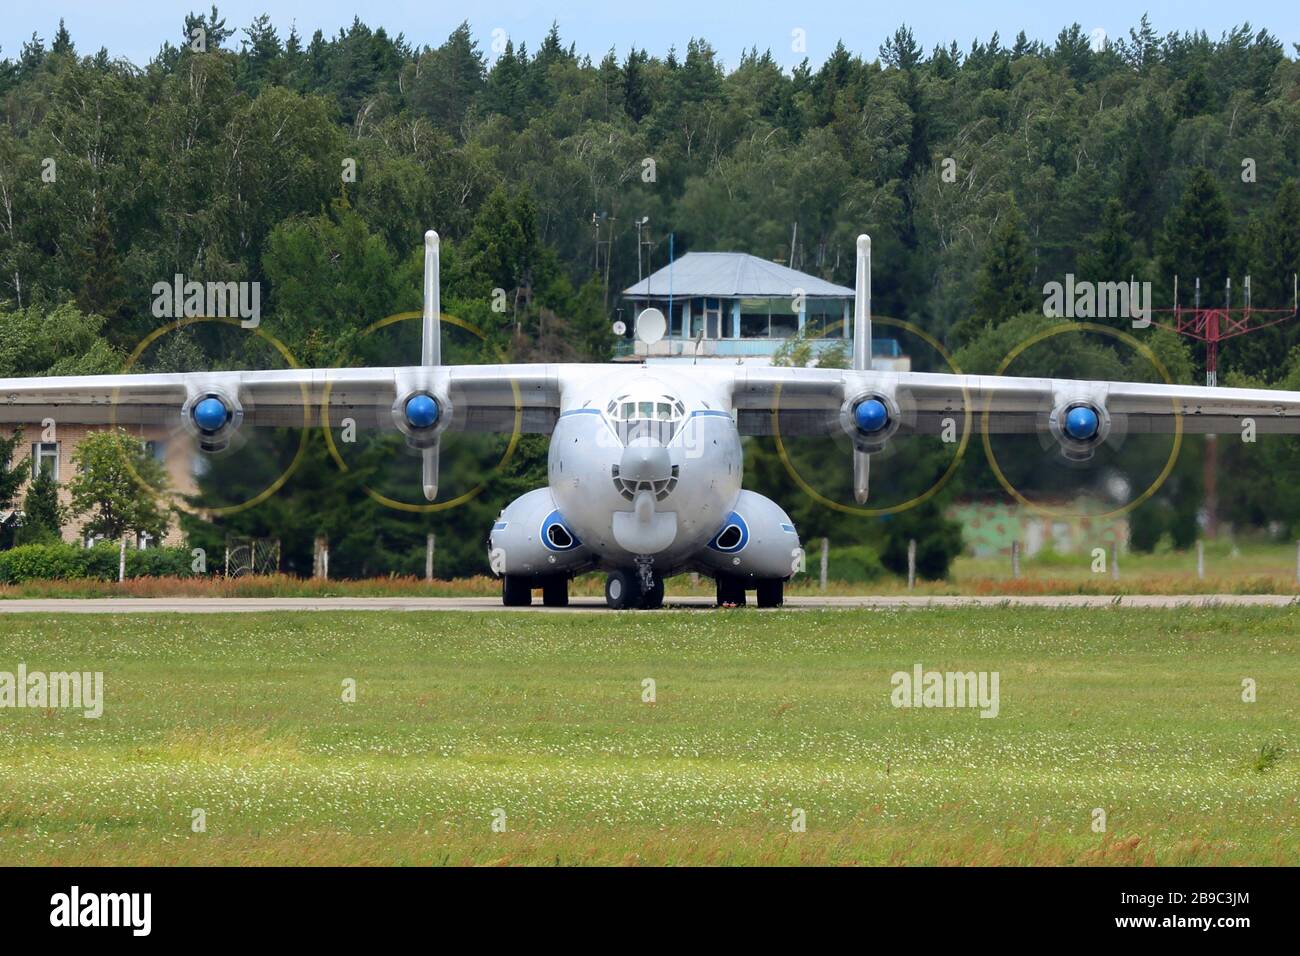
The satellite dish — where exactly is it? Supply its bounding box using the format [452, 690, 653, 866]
[636, 307, 667, 345]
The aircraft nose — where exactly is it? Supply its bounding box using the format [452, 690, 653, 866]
[620, 440, 672, 483]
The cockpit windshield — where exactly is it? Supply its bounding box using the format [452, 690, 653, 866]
[606, 393, 686, 444]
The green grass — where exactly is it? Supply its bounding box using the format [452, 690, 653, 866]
[0, 608, 1296, 865]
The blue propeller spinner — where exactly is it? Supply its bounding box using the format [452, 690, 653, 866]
[404, 393, 440, 429]
[1064, 405, 1100, 441]
[854, 397, 889, 433]
[192, 396, 230, 433]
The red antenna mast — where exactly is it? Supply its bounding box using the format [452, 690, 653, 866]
[1156, 274, 1297, 387]
[1152, 274, 1297, 538]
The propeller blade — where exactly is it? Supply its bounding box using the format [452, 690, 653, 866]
[422, 230, 440, 367]
[853, 233, 871, 371]
[853, 449, 870, 503]
[422, 443, 439, 502]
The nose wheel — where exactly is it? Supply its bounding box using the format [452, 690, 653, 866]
[605, 569, 664, 609]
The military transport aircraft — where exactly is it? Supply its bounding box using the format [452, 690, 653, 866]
[4, 231, 1300, 609]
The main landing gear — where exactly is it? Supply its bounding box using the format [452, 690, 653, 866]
[501, 575, 570, 607]
[715, 574, 784, 608]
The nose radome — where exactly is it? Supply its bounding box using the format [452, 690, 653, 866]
[619, 439, 671, 483]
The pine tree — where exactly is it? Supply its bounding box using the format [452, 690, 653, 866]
[51, 20, 74, 57]
[1176, 68, 1212, 117]
[1158, 168, 1234, 300]
[597, 49, 623, 121]
[76, 202, 129, 326]
[412, 22, 486, 133]
[0, 429, 23, 516]
[622, 47, 651, 121]
[1227, 179, 1300, 378]
[1080, 199, 1139, 287]
[1256, 179, 1300, 310]
[484, 39, 525, 122]
[955, 205, 1036, 345]
[15, 465, 64, 545]
[241, 13, 282, 91]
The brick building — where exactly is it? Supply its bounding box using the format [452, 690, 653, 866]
[3, 422, 195, 547]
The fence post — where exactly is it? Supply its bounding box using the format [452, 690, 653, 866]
[1110, 541, 1119, 581]
[819, 537, 829, 591]
[1196, 540, 1204, 581]
[907, 539, 917, 590]
[425, 533, 435, 582]
[1011, 540, 1020, 580]
[313, 536, 329, 580]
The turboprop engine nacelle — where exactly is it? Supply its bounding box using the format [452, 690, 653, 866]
[488, 487, 593, 578]
[1047, 397, 1109, 462]
[181, 385, 243, 453]
[694, 490, 804, 582]
[840, 389, 901, 454]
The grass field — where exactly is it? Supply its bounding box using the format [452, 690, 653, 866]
[0, 607, 1295, 865]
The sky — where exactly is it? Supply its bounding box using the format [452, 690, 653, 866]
[2, 0, 1298, 71]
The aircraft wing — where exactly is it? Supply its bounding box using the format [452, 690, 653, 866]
[731, 364, 1300, 503]
[0, 364, 567, 433]
[732, 366, 1300, 437]
[0, 362, 577, 503]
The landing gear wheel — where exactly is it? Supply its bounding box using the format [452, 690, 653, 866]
[542, 577, 569, 607]
[502, 575, 532, 607]
[715, 574, 746, 607]
[640, 573, 665, 610]
[605, 570, 641, 610]
[756, 579, 784, 608]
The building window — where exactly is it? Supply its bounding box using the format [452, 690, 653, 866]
[704, 298, 723, 338]
[669, 303, 686, 337]
[739, 298, 773, 338]
[806, 299, 847, 338]
[770, 306, 798, 339]
[689, 300, 704, 338]
[31, 442, 59, 481]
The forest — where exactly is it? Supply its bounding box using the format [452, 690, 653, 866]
[1, 9, 1299, 578]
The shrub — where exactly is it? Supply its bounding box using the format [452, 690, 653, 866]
[826, 544, 888, 584]
[878, 500, 965, 581]
[0, 541, 196, 583]
[128, 546, 195, 578]
[0, 542, 86, 583]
